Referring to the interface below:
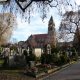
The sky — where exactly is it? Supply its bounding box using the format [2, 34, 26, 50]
[11, 5, 61, 42]
[6, 0, 80, 42]
[75, 0, 80, 5]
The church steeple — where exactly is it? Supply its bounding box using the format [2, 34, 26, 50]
[48, 16, 55, 34]
[49, 16, 54, 24]
[47, 16, 56, 48]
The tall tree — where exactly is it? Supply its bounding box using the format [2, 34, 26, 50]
[0, 0, 79, 22]
[59, 10, 80, 40]
[0, 13, 17, 45]
[59, 10, 80, 50]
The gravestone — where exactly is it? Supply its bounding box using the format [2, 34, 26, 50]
[29, 61, 35, 68]
[47, 44, 51, 54]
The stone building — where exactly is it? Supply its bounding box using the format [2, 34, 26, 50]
[26, 16, 57, 53]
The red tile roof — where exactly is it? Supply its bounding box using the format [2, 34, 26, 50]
[27, 34, 48, 48]
[32, 34, 48, 39]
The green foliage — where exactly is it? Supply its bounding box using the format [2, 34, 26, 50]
[0, 47, 2, 53]
[51, 53, 59, 64]
[51, 47, 60, 54]
[10, 45, 18, 52]
[41, 48, 69, 66]
[0, 59, 4, 64]
[41, 54, 46, 64]
[23, 50, 29, 63]
[29, 53, 36, 61]
[43, 45, 47, 53]
[50, 47, 61, 65]
[41, 53, 51, 64]
[23, 49, 36, 62]
[35, 57, 41, 63]
[23, 50, 28, 56]
[71, 48, 78, 61]
[40, 47, 78, 66]
[59, 52, 68, 65]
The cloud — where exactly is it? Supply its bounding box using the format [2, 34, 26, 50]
[11, 6, 61, 41]
[12, 17, 46, 41]
[74, 0, 80, 5]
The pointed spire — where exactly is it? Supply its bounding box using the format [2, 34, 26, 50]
[49, 16, 55, 26]
[50, 16, 53, 22]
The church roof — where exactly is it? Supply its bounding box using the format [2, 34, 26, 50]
[27, 34, 48, 48]
[26, 16, 56, 48]
[32, 34, 48, 39]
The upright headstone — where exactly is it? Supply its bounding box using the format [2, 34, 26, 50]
[47, 44, 51, 54]
[29, 61, 35, 68]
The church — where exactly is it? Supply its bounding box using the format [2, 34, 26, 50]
[26, 16, 57, 50]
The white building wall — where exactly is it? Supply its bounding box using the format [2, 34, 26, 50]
[34, 48, 42, 57]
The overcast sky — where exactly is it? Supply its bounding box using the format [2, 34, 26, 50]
[10, 0, 80, 42]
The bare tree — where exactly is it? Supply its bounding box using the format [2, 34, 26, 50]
[0, 13, 17, 45]
[0, 0, 79, 22]
[59, 9, 80, 50]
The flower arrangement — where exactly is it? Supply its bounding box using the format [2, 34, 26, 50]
[31, 67, 38, 74]
[42, 64, 51, 69]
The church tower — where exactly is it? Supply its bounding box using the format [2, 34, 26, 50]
[47, 16, 56, 47]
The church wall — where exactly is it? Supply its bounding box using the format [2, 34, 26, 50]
[26, 16, 57, 55]
[34, 48, 42, 57]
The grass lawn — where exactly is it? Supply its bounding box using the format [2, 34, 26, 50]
[0, 70, 22, 75]
[0, 59, 4, 64]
